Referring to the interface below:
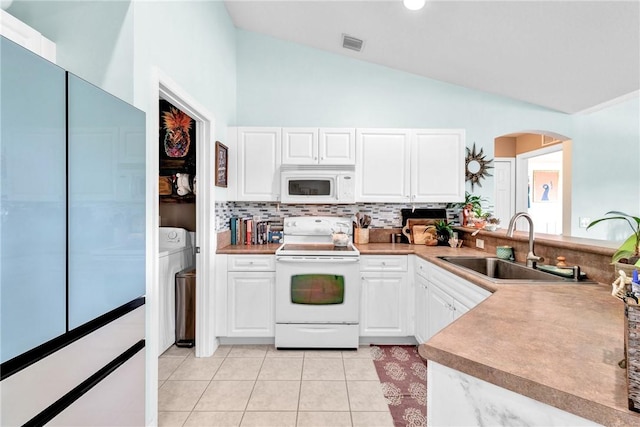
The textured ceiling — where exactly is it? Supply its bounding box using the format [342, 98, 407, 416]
[225, 0, 640, 113]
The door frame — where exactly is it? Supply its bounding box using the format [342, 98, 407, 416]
[493, 157, 516, 223]
[146, 67, 217, 424]
[515, 144, 565, 233]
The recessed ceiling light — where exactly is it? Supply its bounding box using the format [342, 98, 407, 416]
[403, 0, 426, 11]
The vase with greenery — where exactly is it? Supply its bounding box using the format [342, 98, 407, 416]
[449, 192, 486, 227]
[434, 220, 453, 246]
[587, 211, 640, 267]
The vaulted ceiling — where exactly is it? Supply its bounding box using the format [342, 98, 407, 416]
[225, 0, 640, 113]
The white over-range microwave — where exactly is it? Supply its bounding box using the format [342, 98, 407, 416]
[280, 165, 356, 204]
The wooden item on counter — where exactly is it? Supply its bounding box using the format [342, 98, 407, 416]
[402, 219, 438, 243]
[354, 228, 370, 244]
[413, 225, 437, 245]
[556, 256, 568, 267]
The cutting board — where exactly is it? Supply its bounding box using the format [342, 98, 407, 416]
[413, 225, 437, 245]
[402, 219, 439, 243]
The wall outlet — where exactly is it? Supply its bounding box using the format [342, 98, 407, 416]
[579, 217, 591, 228]
[476, 238, 485, 249]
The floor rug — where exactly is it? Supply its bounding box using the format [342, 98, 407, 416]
[371, 345, 427, 427]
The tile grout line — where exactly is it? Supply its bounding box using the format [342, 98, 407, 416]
[238, 346, 268, 426]
[342, 351, 355, 427]
[185, 347, 224, 424]
[295, 351, 305, 427]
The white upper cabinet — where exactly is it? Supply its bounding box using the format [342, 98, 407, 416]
[356, 129, 411, 203]
[232, 126, 464, 202]
[411, 129, 465, 203]
[357, 128, 465, 203]
[319, 128, 356, 165]
[237, 127, 281, 201]
[282, 127, 355, 165]
[282, 128, 318, 165]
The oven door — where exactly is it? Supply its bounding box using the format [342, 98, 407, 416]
[275, 256, 360, 324]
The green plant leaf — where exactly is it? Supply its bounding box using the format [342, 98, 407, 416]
[612, 234, 640, 263]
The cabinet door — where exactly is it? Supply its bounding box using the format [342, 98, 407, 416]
[411, 129, 465, 203]
[67, 73, 146, 329]
[414, 274, 429, 343]
[228, 272, 275, 337]
[427, 281, 454, 339]
[237, 128, 281, 201]
[0, 37, 67, 363]
[282, 127, 318, 165]
[356, 129, 411, 202]
[453, 299, 471, 320]
[360, 272, 407, 336]
[319, 128, 355, 165]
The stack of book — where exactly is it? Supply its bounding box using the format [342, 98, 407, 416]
[230, 217, 283, 245]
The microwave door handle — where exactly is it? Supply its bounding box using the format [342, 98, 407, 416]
[276, 257, 359, 264]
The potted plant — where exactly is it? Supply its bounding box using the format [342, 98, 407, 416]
[434, 220, 453, 246]
[484, 214, 501, 231]
[450, 192, 486, 227]
[472, 207, 490, 229]
[587, 211, 640, 267]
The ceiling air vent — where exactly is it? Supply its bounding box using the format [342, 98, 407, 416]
[342, 34, 364, 52]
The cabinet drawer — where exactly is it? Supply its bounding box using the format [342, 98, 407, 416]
[360, 255, 408, 272]
[228, 255, 275, 271]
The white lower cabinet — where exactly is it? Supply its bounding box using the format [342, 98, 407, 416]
[414, 273, 429, 343]
[360, 255, 408, 337]
[227, 272, 275, 337]
[414, 256, 491, 342]
[215, 255, 276, 338]
[427, 281, 456, 338]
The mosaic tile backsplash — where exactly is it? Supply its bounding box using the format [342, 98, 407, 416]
[215, 202, 447, 232]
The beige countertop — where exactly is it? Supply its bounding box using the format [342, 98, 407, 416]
[216, 243, 282, 254]
[216, 240, 636, 425]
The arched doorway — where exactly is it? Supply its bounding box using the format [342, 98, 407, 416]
[494, 132, 572, 235]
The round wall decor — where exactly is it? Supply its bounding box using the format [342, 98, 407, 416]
[465, 143, 493, 190]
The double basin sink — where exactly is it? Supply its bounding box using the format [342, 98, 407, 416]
[438, 256, 595, 284]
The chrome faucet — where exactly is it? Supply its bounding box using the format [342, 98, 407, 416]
[506, 212, 544, 268]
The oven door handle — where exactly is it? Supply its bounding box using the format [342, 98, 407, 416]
[276, 257, 359, 264]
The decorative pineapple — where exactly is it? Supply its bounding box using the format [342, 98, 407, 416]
[162, 107, 192, 158]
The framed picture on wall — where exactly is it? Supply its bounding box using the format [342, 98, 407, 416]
[532, 170, 559, 202]
[159, 99, 196, 175]
[215, 141, 228, 188]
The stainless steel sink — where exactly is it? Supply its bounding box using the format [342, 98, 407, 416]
[437, 256, 591, 284]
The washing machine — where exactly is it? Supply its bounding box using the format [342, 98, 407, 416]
[158, 227, 194, 356]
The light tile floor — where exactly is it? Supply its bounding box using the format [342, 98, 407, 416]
[158, 344, 394, 427]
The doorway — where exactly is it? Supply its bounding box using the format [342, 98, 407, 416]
[146, 68, 216, 424]
[494, 132, 571, 235]
[520, 147, 563, 234]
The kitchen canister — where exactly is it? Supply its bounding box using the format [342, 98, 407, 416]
[354, 228, 369, 244]
[496, 246, 514, 260]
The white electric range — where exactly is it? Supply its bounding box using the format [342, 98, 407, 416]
[275, 216, 360, 349]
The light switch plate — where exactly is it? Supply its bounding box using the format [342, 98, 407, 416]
[476, 238, 485, 249]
